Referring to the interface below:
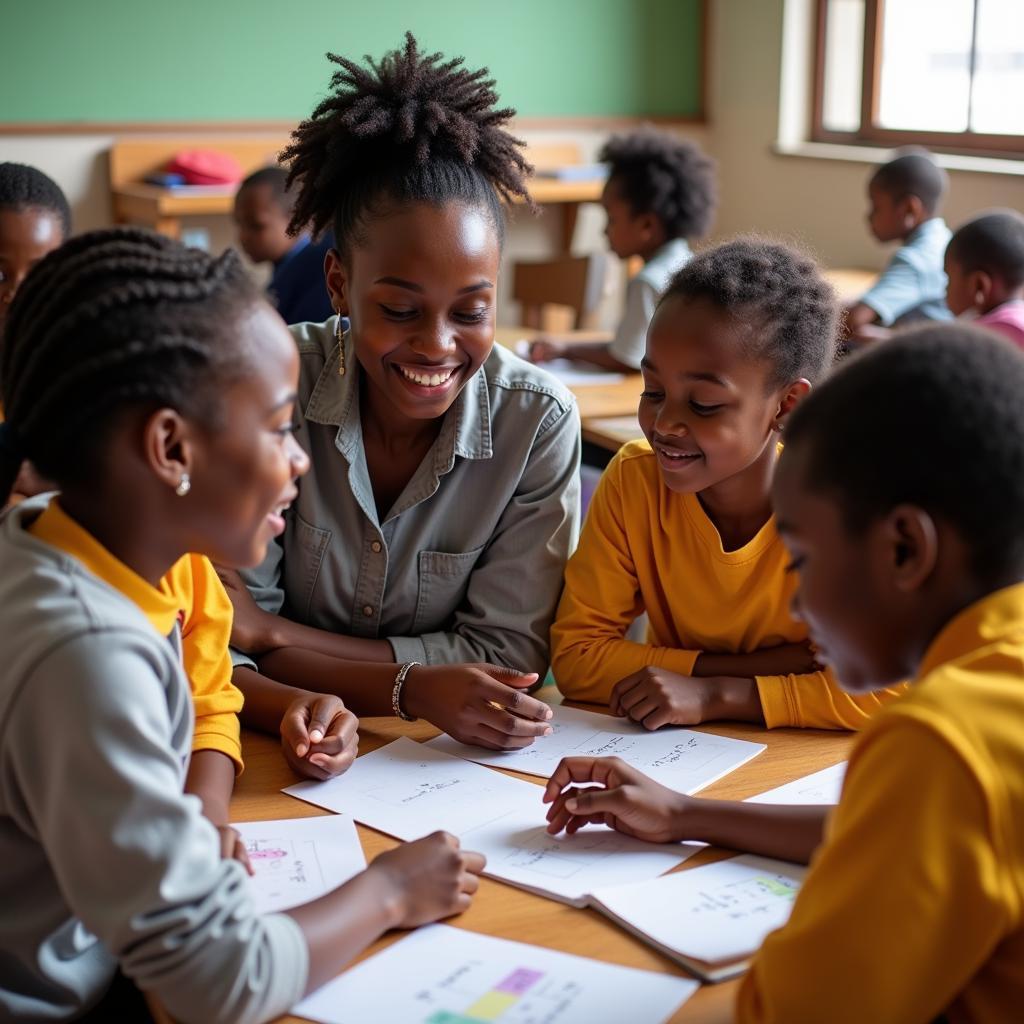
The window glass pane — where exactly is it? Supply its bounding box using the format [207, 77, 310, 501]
[972, 0, 1024, 134]
[822, 0, 865, 131]
[877, 0, 974, 131]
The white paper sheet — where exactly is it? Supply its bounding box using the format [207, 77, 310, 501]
[284, 738, 692, 905]
[513, 339, 628, 385]
[232, 815, 365, 914]
[427, 705, 766, 794]
[590, 854, 806, 965]
[292, 924, 697, 1024]
[745, 761, 847, 805]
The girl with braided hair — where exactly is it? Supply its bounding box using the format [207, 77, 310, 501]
[223, 34, 579, 750]
[0, 228, 484, 1023]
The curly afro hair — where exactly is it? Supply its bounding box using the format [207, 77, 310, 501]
[662, 237, 839, 388]
[784, 324, 1024, 583]
[0, 162, 72, 237]
[598, 128, 716, 240]
[281, 32, 532, 255]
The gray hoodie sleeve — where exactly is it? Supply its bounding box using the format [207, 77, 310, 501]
[4, 630, 308, 1024]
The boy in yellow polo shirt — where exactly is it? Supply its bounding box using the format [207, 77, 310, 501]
[545, 325, 1024, 1022]
[552, 239, 902, 728]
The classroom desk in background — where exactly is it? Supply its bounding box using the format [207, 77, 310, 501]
[493, 326, 643, 421]
[230, 695, 851, 1024]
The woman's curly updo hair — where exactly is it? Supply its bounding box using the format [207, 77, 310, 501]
[281, 32, 532, 256]
[662, 238, 840, 388]
[0, 227, 261, 502]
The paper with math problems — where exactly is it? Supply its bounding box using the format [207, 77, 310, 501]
[283, 738, 693, 906]
[428, 704, 766, 794]
[589, 854, 806, 969]
[292, 924, 697, 1024]
[745, 761, 847, 805]
[232, 815, 365, 914]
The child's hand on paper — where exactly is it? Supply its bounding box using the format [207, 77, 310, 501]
[527, 338, 567, 363]
[402, 664, 553, 751]
[215, 824, 254, 875]
[610, 667, 723, 728]
[281, 692, 359, 781]
[543, 757, 690, 844]
[369, 831, 486, 927]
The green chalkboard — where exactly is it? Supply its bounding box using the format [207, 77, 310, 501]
[0, 0, 702, 123]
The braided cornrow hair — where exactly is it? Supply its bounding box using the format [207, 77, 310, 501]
[281, 31, 532, 256]
[0, 227, 261, 502]
[662, 238, 840, 388]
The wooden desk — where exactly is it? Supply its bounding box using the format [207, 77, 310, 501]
[232, 702, 850, 1024]
[823, 267, 876, 302]
[582, 413, 644, 453]
[494, 326, 643, 421]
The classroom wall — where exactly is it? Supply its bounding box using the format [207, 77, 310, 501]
[705, 0, 1024, 269]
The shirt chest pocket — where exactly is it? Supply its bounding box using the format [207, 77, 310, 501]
[283, 512, 332, 622]
[412, 546, 486, 634]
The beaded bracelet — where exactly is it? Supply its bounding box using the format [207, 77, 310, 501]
[391, 661, 422, 721]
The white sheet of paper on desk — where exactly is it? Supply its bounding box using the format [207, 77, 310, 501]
[283, 737, 692, 906]
[745, 761, 847, 805]
[292, 923, 697, 1024]
[589, 854, 807, 966]
[232, 815, 365, 914]
[427, 705, 766, 794]
[513, 339, 627, 385]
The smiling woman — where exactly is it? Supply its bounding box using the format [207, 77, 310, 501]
[226, 34, 580, 752]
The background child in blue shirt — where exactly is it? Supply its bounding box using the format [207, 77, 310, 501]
[845, 151, 952, 343]
[234, 166, 336, 326]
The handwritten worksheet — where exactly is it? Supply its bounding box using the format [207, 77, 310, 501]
[284, 738, 694, 906]
[292, 924, 697, 1024]
[588, 854, 807, 980]
[428, 705, 766, 793]
[232, 815, 366, 914]
[745, 762, 847, 805]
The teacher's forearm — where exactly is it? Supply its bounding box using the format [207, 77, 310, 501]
[264, 615, 395, 663]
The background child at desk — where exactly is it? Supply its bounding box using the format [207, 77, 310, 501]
[528, 128, 716, 372]
[552, 239, 904, 729]
[945, 208, 1024, 348]
[0, 161, 71, 500]
[546, 326, 1024, 1023]
[234, 165, 335, 325]
[845, 151, 952, 343]
[0, 227, 484, 1023]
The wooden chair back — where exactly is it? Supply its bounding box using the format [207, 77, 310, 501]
[511, 251, 609, 330]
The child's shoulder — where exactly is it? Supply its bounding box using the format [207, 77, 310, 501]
[603, 439, 659, 488]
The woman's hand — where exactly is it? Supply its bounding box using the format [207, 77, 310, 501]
[543, 756, 691, 843]
[402, 664, 553, 750]
[216, 566, 281, 654]
[527, 338, 567, 363]
[281, 692, 359, 781]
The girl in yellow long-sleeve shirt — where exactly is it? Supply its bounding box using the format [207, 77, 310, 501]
[546, 327, 1024, 1023]
[553, 238, 903, 729]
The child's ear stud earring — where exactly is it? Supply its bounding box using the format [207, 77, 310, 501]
[175, 472, 191, 497]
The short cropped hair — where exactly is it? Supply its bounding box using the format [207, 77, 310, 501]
[599, 128, 716, 240]
[784, 324, 1024, 582]
[0, 162, 72, 237]
[238, 165, 294, 214]
[870, 151, 948, 215]
[946, 209, 1024, 290]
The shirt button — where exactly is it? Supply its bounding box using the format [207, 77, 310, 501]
[371, 541, 382, 553]
[362, 605, 374, 616]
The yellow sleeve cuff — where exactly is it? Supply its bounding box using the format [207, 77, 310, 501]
[192, 715, 244, 775]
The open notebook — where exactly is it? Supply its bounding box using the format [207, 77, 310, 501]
[588, 854, 807, 982]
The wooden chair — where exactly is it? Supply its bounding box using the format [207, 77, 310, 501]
[511, 251, 609, 331]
